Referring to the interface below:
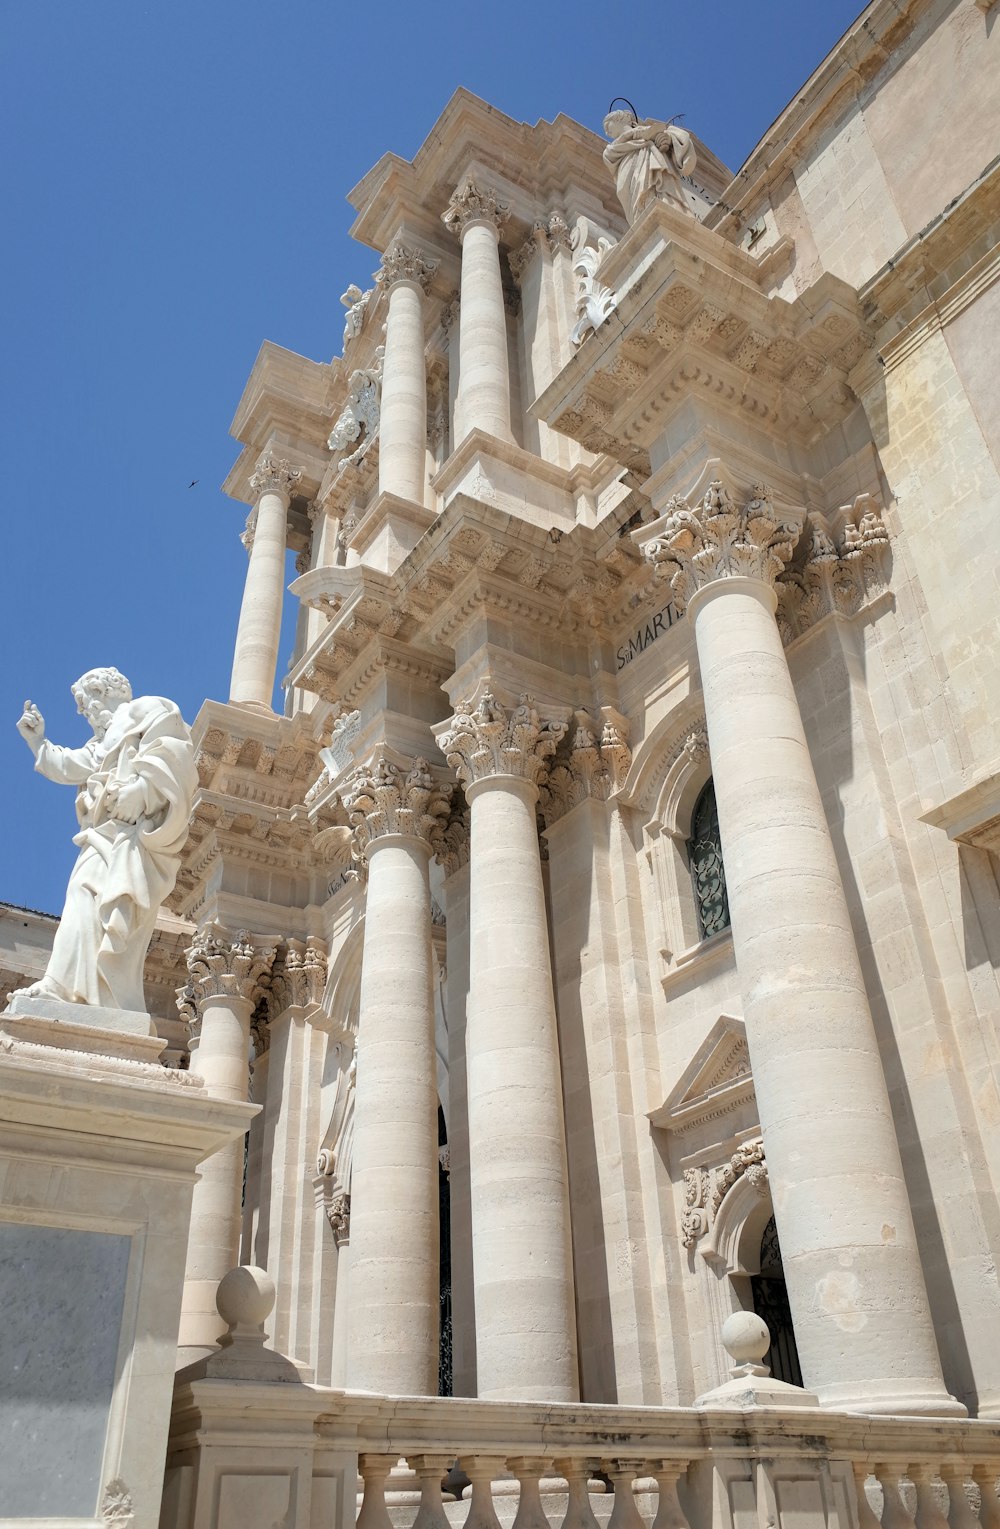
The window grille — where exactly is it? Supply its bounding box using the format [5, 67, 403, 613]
[687, 778, 730, 938]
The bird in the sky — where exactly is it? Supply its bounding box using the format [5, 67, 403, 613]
[187, 480, 199, 489]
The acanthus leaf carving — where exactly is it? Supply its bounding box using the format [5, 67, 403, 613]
[775, 497, 891, 645]
[377, 240, 439, 292]
[442, 179, 510, 238]
[570, 240, 618, 346]
[680, 1137, 768, 1249]
[269, 936, 328, 1016]
[184, 926, 277, 1010]
[434, 691, 568, 791]
[339, 749, 453, 858]
[645, 480, 804, 611]
[328, 347, 384, 468]
[250, 451, 302, 502]
[539, 711, 632, 827]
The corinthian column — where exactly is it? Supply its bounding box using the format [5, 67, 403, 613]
[376, 241, 438, 504]
[646, 478, 958, 1415]
[230, 451, 301, 711]
[442, 181, 512, 444]
[340, 750, 452, 1394]
[434, 693, 579, 1401]
[177, 928, 276, 1362]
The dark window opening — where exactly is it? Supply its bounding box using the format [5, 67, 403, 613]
[750, 1214, 803, 1388]
[687, 777, 731, 938]
[438, 1104, 453, 1397]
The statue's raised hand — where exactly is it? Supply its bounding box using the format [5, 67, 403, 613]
[16, 701, 44, 756]
[106, 776, 146, 825]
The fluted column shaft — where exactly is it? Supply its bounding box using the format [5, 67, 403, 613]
[647, 479, 957, 1415]
[443, 182, 512, 444]
[342, 752, 451, 1395]
[435, 693, 579, 1401]
[177, 930, 275, 1362]
[377, 243, 438, 503]
[230, 451, 300, 710]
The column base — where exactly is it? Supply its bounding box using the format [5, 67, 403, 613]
[227, 698, 276, 715]
[817, 1379, 967, 1416]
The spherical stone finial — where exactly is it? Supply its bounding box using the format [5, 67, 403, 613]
[721, 1310, 771, 1368]
[216, 1264, 275, 1332]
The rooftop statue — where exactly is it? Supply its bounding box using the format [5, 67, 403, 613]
[10, 668, 197, 1014]
[603, 107, 697, 226]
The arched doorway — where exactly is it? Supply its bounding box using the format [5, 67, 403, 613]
[750, 1214, 802, 1387]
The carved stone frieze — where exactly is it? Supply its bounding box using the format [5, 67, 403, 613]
[681, 1136, 768, 1249]
[442, 180, 510, 238]
[539, 712, 632, 827]
[377, 240, 439, 292]
[339, 749, 453, 858]
[250, 451, 302, 502]
[435, 691, 567, 791]
[646, 481, 804, 611]
[183, 927, 277, 1011]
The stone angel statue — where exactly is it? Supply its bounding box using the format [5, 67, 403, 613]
[10, 668, 197, 1015]
[603, 106, 697, 226]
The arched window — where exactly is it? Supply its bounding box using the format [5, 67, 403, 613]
[687, 778, 730, 938]
[750, 1215, 803, 1387]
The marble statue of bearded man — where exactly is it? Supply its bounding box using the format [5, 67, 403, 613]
[602, 108, 697, 226]
[13, 668, 197, 1014]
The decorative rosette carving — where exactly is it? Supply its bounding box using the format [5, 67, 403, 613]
[435, 691, 567, 790]
[340, 749, 453, 857]
[377, 240, 439, 292]
[250, 451, 302, 502]
[184, 926, 277, 1008]
[645, 481, 804, 611]
[442, 179, 510, 238]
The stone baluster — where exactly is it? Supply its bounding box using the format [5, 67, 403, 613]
[650, 1463, 691, 1529]
[912, 1468, 950, 1529]
[852, 1465, 884, 1529]
[463, 1458, 506, 1529]
[509, 1458, 554, 1529]
[356, 1456, 395, 1529]
[553, 1459, 601, 1529]
[177, 927, 276, 1361]
[340, 749, 452, 1395]
[409, 1455, 454, 1529]
[604, 1461, 647, 1529]
[973, 1468, 1000, 1529]
[442, 180, 513, 444]
[376, 241, 439, 504]
[874, 1467, 917, 1529]
[941, 1468, 981, 1529]
[435, 692, 579, 1402]
[230, 451, 301, 710]
[645, 476, 958, 1416]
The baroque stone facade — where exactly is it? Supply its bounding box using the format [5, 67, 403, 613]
[5, 6, 1000, 1525]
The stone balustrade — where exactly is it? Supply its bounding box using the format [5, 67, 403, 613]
[163, 1381, 1000, 1529]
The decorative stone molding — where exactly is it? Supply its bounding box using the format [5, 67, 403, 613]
[509, 213, 573, 285]
[436, 691, 568, 791]
[377, 240, 439, 292]
[295, 548, 311, 577]
[101, 1478, 135, 1527]
[184, 927, 277, 1010]
[680, 725, 709, 765]
[645, 481, 804, 611]
[250, 451, 302, 503]
[439, 801, 471, 877]
[340, 282, 372, 349]
[339, 749, 453, 857]
[681, 1137, 767, 1249]
[328, 348, 384, 468]
[442, 179, 510, 238]
[269, 936, 328, 1015]
[438, 1144, 451, 1177]
[319, 707, 362, 784]
[540, 712, 632, 826]
[241, 507, 257, 555]
[440, 291, 460, 333]
[326, 1189, 351, 1246]
[571, 241, 617, 346]
[776, 497, 891, 644]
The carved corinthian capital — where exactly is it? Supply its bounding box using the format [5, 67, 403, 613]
[340, 749, 453, 858]
[269, 936, 328, 1015]
[539, 711, 632, 827]
[435, 691, 568, 791]
[442, 180, 510, 238]
[645, 480, 804, 612]
[184, 927, 277, 1009]
[250, 451, 302, 503]
[377, 240, 439, 292]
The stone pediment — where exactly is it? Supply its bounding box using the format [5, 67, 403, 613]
[649, 1013, 754, 1133]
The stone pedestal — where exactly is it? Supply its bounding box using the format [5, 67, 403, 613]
[0, 998, 253, 1528]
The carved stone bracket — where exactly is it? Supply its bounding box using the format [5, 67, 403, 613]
[646, 481, 804, 610]
[539, 711, 632, 827]
[442, 179, 510, 238]
[570, 241, 618, 346]
[182, 927, 277, 1013]
[681, 1137, 768, 1250]
[377, 240, 439, 292]
[250, 451, 302, 503]
[339, 749, 453, 859]
[435, 691, 568, 790]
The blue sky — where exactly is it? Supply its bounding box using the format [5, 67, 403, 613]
[1, 0, 864, 913]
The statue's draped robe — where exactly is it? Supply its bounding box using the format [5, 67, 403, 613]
[34, 696, 197, 1011]
[603, 122, 696, 226]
